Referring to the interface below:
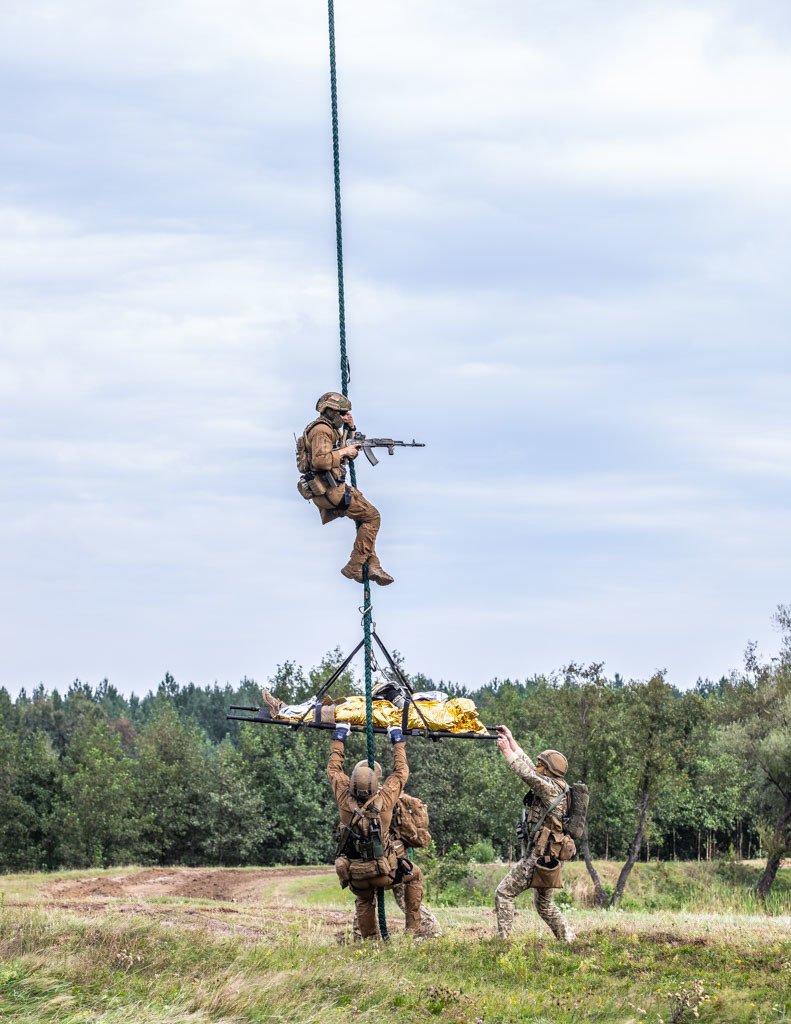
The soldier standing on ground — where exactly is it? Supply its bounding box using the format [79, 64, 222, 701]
[328, 721, 424, 937]
[296, 392, 393, 585]
[494, 725, 576, 943]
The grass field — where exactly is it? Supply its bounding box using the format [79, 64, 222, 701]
[0, 862, 789, 1023]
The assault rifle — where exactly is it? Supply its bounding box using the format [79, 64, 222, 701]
[342, 431, 426, 467]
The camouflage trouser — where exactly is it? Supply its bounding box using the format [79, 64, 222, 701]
[494, 856, 575, 943]
[352, 881, 441, 939]
[315, 487, 381, 572]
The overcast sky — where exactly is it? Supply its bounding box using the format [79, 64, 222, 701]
[2, 1, 790, 699]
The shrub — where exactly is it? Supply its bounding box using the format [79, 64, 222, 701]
[467, 840, 497, 864]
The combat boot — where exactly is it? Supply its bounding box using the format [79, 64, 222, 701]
[341, 562, 363, 583]
[367, 566, 395, 586]
[365, 554, 393, 586]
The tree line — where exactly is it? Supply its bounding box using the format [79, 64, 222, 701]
[2, 608, 789, 904]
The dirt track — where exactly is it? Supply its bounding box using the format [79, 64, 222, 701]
[19, 867, 350, 939]
[44, 866, 332, 904]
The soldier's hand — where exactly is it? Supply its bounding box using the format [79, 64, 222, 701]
[340, 444, 360, 460]
[496, 735, 511, 754]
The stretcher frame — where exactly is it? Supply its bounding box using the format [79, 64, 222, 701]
[226, 705, 498, 741]
[227, 628, 499, 741]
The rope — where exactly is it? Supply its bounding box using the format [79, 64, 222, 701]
[327, 0, 386, 939]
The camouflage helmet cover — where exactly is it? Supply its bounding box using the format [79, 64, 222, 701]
[316, 391, 352, 415]
[350, 760, 382, 800]
[536, 749, 568, 777]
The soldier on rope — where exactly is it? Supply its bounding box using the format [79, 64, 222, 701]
[494, 725, 577, 943]
[328, 721, 424, 938]
[296, 392, 393, 586]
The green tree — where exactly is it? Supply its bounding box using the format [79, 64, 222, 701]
[57, 718, 140, 867]
[720, 607, 791, 900]
[202, 739, 271, 864]
[135, 706, 212, 865]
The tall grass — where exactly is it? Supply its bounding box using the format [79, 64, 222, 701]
[0, 863, 789, 1023]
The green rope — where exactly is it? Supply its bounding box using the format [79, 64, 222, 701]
[327, 0, 386, 939]
[327, 0, 358, 490]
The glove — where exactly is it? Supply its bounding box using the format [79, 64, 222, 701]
[333, 722, 351, 742]
[387, 725, 404, 745]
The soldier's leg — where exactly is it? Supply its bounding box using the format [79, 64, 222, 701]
[398, 866, 424, 934]
[494, 859, 532, 938]
[354, 888, 378, 938]
[533, 889, 575, 943]
[392, 881, 442, 938]
[342, 489, 392, 584]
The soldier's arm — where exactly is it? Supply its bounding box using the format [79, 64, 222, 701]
[327, 739, 351, 801]
[504, 747, 558, 804]
[380, 741, 409, 812]
[309, 424, 345, 473]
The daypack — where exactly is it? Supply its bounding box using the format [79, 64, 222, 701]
[565, 781, 589, 841]
[392, 793, 432, 849]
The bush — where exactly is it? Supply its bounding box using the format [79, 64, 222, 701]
[467, 840, 497, 864]
[418, 844, 493, 906]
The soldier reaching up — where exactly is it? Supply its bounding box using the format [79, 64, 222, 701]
[328, 721, 424, 937]
[494, 725, 577, 943]
[295, 392, 394, 585]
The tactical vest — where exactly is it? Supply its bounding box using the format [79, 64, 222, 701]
[518, 780, 576, 861]
[295, 415, 345, 474]
[334, 791, 403, 889]
[295, 416, 351, 501]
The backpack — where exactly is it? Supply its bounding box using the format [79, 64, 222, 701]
[565, 781, 589, 841]
[392, 793, 432, 848]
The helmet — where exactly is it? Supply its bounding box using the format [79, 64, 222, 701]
[316, 391, 351, 428]
[350, 760, 382, 800]
[372, 679, 406, 709]
[536, 749, 568, 778]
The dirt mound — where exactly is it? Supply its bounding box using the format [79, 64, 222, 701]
[47, 875, 129, 899]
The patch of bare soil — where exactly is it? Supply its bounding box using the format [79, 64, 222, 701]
[42, 866, 334, 909]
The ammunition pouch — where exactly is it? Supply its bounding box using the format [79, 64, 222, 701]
[302, 472, 330, 498]
[537, 828, 576, 862]
[297, 477, 313, 500]
[335, 856, 351, 888]
[529, 856, 563, 890]
[348, 854, 396, 886]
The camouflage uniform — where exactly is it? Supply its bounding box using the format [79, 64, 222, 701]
[495, 747, 575, 943]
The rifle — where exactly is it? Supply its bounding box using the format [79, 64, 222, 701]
[342, 431, 426, 467]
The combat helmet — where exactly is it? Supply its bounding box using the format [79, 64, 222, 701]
[536, 749, 568, 778]
[350, 760, 382, 800]
[316, 391, 352, 429]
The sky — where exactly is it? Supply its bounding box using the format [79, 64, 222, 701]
[2, 1, 790, 699]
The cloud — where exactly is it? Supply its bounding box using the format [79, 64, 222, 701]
[1, 1, 789, 696]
